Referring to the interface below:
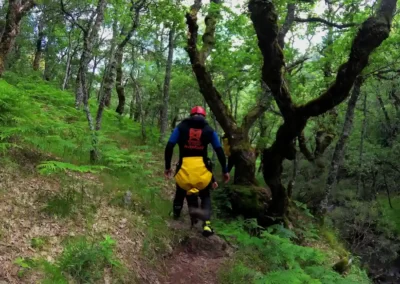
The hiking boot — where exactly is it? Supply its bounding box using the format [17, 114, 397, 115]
[172, 206, 182, 220]
[202, 221, 214, 237]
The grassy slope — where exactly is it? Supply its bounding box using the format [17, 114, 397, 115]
[0, 73, 371, 283]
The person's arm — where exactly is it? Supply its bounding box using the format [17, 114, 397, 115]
[165, 128, 179, 170]
[210, 132, 228, 174]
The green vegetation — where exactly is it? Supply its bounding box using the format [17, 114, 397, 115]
[0, 73, 371, 284]
[378, 196, 400, 235]
[216, 220, 369, 284]
[1, 0, 400, 283]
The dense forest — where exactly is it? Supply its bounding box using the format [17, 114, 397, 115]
[0, 0, 399, 283]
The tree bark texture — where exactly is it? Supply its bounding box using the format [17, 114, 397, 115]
[62, 31, 80, 90]
[249, 0, 397, 217]
[115, 48, 125, 115]
[0, 0, 35, 76]
[62, 0, 106, 160]
[357, 92, 368, 194]
[185, 0, 269, 186]
[97, 0, 143, 121]
[321, 77, 364, 212]
[98, 15, 118, 105]
[159, 27, 175, 143]
[33, 17, 44, 71]
[63, 0, 107, 108]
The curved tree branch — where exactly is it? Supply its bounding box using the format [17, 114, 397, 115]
[241, 91, 273, 135]
[278, 3, 295, 49]
[249, 0, 397, 217]
[294, 17, 357, 29]
[299, 0, 397, 118]
[298, 131, 314, 162]
[248, 0, 294, 120]
[185, 0, 236, 133]
[60, 0, 88, 34]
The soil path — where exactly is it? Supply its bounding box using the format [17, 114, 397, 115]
[161, 217, 234, 284]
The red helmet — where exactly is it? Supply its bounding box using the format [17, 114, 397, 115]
[190, 106, 206, 117]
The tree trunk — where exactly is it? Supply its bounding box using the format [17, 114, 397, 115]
[377, 94, 391, 126]
[134, 90, 141, 122]
[249, 0, 397, 218]
[383, 173, 393, 209]
[171, 107, 179, 129]
[73, 0, 107, 108]
[70, 0, 107, 161]
[98, 15, 118, 104]
[159, 27, 175, 142]
[357, 92, 368, 194]
[129, 97, 135, 119]
[33, 19, 44, 71]
[0, 0, 35, 76]
[321, 77, 364, 212]
[88, 55, 102, 98]
[62, 31, 75, 90]
[115, 48, 125, 115]
[102, 1, 142, 116]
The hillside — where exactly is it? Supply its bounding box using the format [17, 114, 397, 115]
[0, 75, 372, 283]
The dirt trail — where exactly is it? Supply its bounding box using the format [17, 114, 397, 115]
[163, 220, 234, 284]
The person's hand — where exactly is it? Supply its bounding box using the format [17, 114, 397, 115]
[164, 169, 172, 179]
[223, 173, 230, 183]
[212, 181, 218, 189]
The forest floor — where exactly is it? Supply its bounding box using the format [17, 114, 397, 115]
[0, 148, 233, 284]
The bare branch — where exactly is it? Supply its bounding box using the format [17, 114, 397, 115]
[60, 0, 88, 33]
[286, 56, 309, 73]
[298, 132, 314, 162]
[241, 92, 273, 134]
[278, 3, 295, 49]
[294, 17, 357, 29]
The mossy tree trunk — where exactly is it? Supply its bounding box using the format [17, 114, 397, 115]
[322, 77, 364, 212]
[249, 0, 397, 218]
[115, 48, 125, 115]
[159, 26, 176, 143]
[33, 17, 44, 71]
[185, 0, 269, 187]
[0, 0, 35, 76]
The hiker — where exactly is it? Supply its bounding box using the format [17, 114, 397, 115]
[164, 106, 230, 237]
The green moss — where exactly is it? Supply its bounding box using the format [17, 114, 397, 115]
[228, 185, 268, 217]
[319, 226, 349, 258]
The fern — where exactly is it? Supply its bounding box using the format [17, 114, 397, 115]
[37, 161, 109, 175]
[216, 220, 370, 283]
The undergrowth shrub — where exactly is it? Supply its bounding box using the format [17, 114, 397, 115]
[42, 187, 77, 218]
[40, 235, 123, 283]
[216, 219, 370, 284]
